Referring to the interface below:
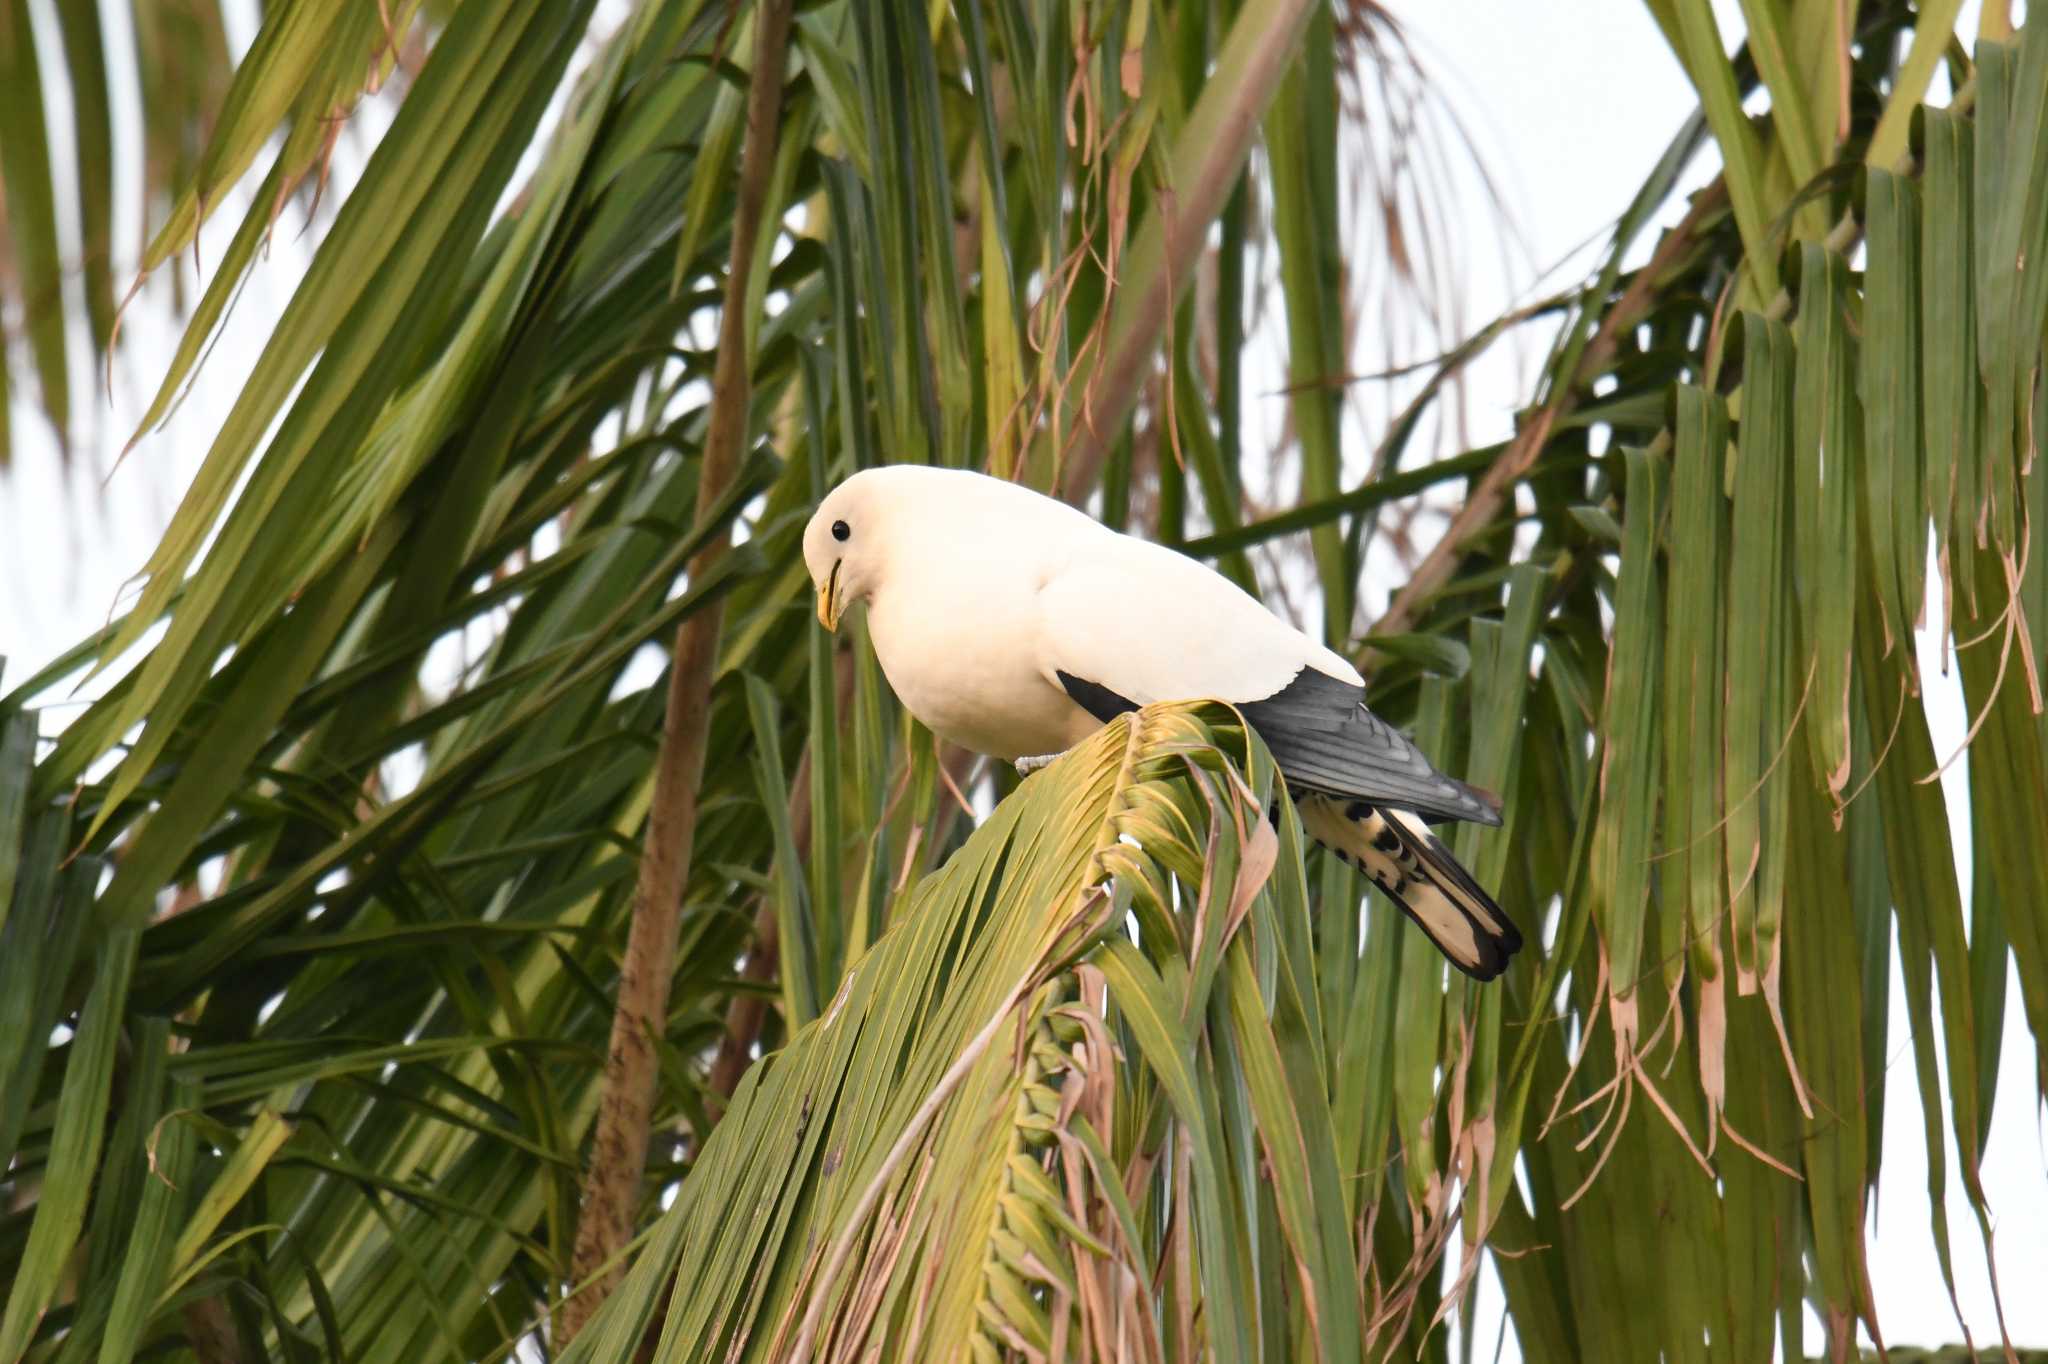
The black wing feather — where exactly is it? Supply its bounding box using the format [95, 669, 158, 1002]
[1239, 667, 1501, 826]
[1056, 670, 1140, 724]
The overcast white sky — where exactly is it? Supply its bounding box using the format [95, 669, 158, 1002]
[1, 0, 2041, 1357]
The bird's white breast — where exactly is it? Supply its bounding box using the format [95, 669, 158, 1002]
[861, 521, 1097, 760]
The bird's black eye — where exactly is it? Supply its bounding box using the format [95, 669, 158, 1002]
[831, 519, 850, 542]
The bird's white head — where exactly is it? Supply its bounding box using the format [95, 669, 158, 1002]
[802, 467, 900, 632]
[804, 465, 1069, 631]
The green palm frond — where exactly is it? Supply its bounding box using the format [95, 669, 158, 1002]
[566, 702, 1362, 1362]
[0, 0, 429, 464]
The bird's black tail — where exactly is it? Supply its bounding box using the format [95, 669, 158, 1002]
[1297, 795, 1522, 980]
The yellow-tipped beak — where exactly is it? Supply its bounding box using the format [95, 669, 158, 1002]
[816, 562, 842, 631]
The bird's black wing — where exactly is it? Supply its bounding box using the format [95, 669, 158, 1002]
[1056, 671, 1139, 724]
[1238, 667, 1502, 826]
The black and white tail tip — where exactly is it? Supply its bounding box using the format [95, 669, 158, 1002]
[1297, 796, 1522, 980]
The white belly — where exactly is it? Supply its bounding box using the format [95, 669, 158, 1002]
[863, 585, 1099, 760]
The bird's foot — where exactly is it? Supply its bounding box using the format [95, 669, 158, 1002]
[1013, 751, 1067, 777]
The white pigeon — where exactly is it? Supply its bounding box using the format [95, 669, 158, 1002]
[801, 464, 1521, 979]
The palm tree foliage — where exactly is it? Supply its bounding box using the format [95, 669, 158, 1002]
[0, 0, 414, 463]
[2, 0, 2045, 1359]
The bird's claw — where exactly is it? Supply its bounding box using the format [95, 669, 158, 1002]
[1013, 752, 1064, 777]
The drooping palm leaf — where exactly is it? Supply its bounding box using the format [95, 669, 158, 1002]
[0, 0, 427, 465]
[561, 701, 1365, 1362]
